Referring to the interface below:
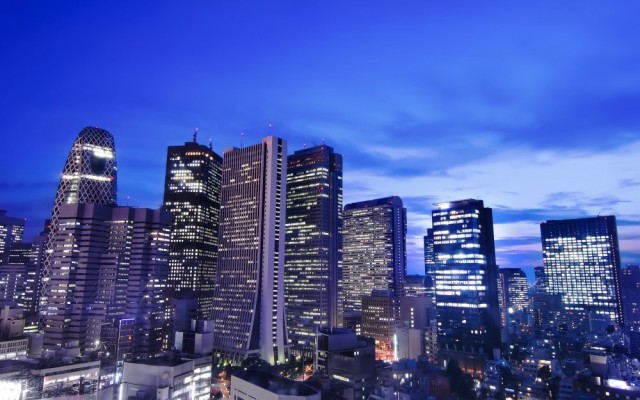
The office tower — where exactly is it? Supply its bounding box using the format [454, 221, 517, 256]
[162, 135, 222, 319]
[285, 144, 343, 353]
[40, 127, 117, 322]
[342, 196, 406, 317]
[0, 210, 25, 264]
[43, 203, 171, 358]
[540, 216, 623, 328]
[497, 268, 529, 311]
[210, 136, 288, 365]
[620, 265, 640, 357]
[432, 199, 500, 374]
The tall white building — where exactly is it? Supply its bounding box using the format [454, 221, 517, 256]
[210, 136, 288, 365]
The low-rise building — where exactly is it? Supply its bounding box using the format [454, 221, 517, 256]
[232, 369, 320, 400]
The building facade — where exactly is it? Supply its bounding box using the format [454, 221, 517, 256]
[342, 196, 406, 318]
[163, 137, 222, 319]
[43, 203, 171, 358]
[285, 145, 343, 353]
[540, 216, 623, 329]
[210, 136, 288, 365]
[431, 199, 500, 374]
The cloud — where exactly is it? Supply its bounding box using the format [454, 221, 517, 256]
[347, 139, 640, 272]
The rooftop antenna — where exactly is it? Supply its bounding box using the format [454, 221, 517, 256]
[240, 132, 244, 148]
[209, 138, 213, 150]
[193, 128, 198, 143]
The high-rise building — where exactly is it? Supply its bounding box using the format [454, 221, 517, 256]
[284, 145, 343, 353]
[210, 136, 288, 365]
[40, 127, 117, 323]
[497, 268, 529, 311]
[162, 135, 222, 319]
[0, 210, 25, 264]
[540, 216, 623, 329]
[43, 203, 171, 358]
[342, 196, 406, 317]
[431, 199, 500, 374]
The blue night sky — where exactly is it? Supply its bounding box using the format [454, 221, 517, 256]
[2, 2, 640, 279]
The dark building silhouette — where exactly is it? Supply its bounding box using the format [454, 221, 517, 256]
[285, 145, 343, 354]
[541, 216, 623, 330]
[431, 199, 500, 375]
[162, 134, 222, 319]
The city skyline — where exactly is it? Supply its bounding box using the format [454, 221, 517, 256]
[2, 2, 640, 278]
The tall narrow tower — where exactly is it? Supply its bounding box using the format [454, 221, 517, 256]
[342, 197, 407, 317]
[40, 127, 117, 322]
[162, 135, 222, 318]
[285, 145, 343, 353]
[210, 136, 288, 365]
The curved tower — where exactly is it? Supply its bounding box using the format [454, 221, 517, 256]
[40, 127, 117, 321]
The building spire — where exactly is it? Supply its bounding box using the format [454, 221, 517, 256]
[193, 128, 198, 143]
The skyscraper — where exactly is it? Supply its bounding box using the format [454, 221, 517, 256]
[540, 216, 623, 328]
[431, 199, 500, 374]
[342, 196, 406, 317]
[43, 203, 171, 357]
[162, 134, 222, 318]
[285, 144, 343, 353]
[497, 268, 529, 311]
[0, 210, 25, 264]
[40, 127, 117, 322]
[210, 136, 288, 365]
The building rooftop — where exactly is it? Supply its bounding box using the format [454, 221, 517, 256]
[233, 369, 320, 396]
[344, 196, 403, 210]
